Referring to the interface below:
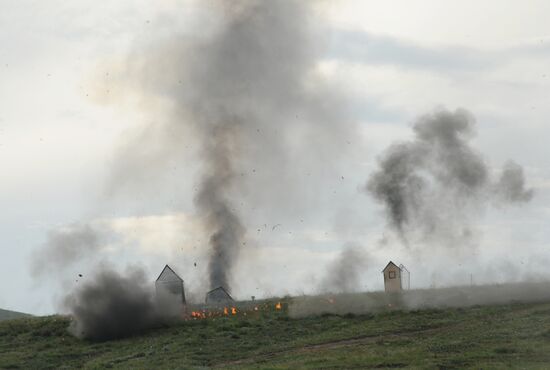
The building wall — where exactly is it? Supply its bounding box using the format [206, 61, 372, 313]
[155, 279, 186, 317]
[156, 280, 185, 301]
[383, 264, 402, 292]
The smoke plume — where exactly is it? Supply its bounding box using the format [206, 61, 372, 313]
[182, 0, 306, 290]
[64, 266, 166, 341]
[367, 108, 533, 244]
[495, 160, 534, 203]
[30, 223, 184, 340]
[321, 244, 369, 293]
[31, 223, 103, 279]
[106, 0, 356, 291]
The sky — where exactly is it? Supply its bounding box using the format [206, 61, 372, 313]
[2, 0, 550, 315]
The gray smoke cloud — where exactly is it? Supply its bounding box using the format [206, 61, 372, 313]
[63, 266, 170, 341]
[31, 223, 103, 279]
[106, 0, 357, 291]
[495, 160, 534, 203]
[289, 282, 550, 318]
[320, 244, 369, 293]
[181, 0, 309, 290]
[367, 108, 533, 244]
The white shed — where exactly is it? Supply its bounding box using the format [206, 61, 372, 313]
[382, 261, 403, 293]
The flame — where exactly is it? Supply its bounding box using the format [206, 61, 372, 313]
[191, 311, 206, 319]
[187, 301, 285, 320]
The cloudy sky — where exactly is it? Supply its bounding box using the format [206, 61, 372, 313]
[2, 0, 550, 315]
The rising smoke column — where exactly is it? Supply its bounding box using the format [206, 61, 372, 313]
[106, 0, 356, 291]
[185, 1, 312, 290]
[194, 126, 245, 289]
[367, 108, 533, 244]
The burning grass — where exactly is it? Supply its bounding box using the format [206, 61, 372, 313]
[2, 295, 550, 369]
[188, 300, 284, 320]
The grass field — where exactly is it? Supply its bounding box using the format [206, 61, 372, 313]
[1, 297, 550, 369]
[0, 309, 30, 322]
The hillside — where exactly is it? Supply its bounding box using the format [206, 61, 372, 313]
[0, 308, 30, 322]
[1, 298, 550, 369]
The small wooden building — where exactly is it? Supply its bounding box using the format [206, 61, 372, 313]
[205, 286, 233, 305]
[155, 265, 186, 316]
[382, 261, 402, 293]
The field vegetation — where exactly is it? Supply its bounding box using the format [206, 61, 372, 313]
[1, 296, 550, 369]
[0, 309, 30, 322]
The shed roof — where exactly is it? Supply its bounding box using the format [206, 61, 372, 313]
[156, 264, 183, 282]
[206, 286, 233, 300]
[382, 261, 401, 273]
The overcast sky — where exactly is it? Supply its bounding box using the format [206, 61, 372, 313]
[2, 0, 550, 315]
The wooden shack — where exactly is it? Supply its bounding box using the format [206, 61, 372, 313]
[382, 261, 402, 293]
[155, 265, 186, 316]
[205, 286, 233, 305]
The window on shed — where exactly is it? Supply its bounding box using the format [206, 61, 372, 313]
[389, 271, 396, 279]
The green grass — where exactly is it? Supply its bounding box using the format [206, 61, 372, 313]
[1, 299, 550, 369]
[0, 308, 30, 322]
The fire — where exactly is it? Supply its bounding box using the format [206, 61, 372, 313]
[187, 300, 286, 320]
[190, 311, 206, 319]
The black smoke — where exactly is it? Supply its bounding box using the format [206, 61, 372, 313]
[367, 108, 533, 244]
[64, 266, 174, 341]
[30, 223, 182, 341]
